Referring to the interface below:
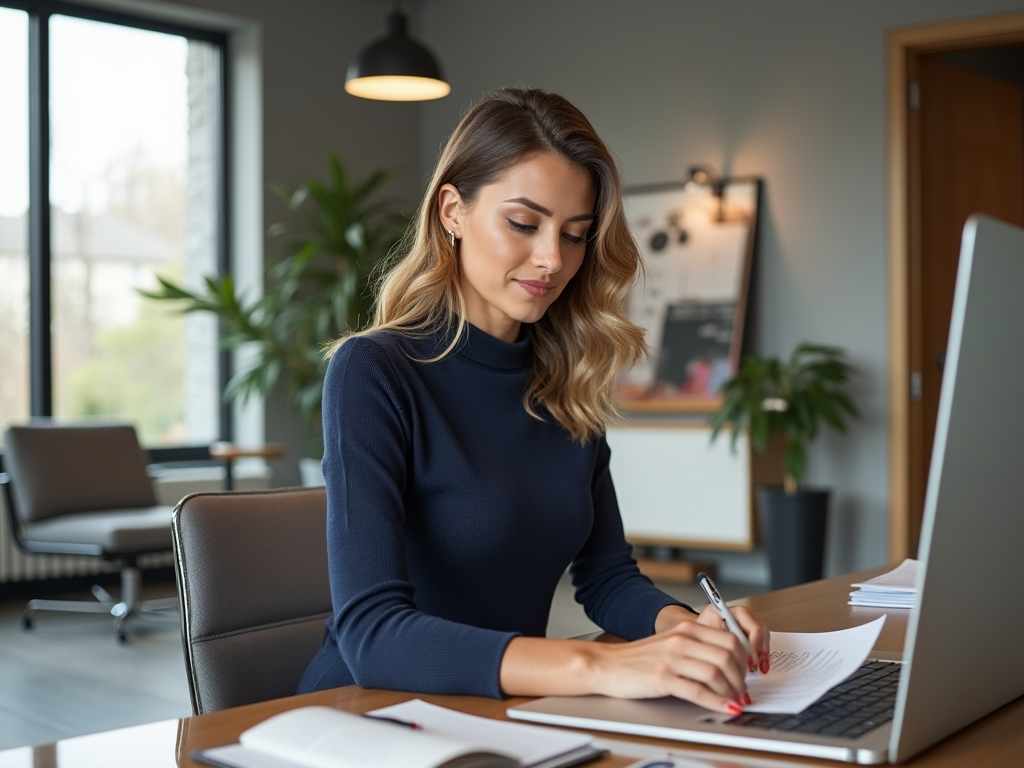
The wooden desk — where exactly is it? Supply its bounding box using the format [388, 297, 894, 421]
[4, 567, 1022, 767]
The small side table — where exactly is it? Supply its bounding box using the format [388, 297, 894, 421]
[209, 442, 285, 490]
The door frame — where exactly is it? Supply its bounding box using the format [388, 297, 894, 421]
[887, 11, 1024, 561]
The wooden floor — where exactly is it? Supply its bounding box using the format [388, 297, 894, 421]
[0, 574, 762, 750]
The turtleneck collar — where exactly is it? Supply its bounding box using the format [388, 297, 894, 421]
[449, 321, 531, 371]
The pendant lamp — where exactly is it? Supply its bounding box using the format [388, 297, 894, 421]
[345, 7, 450, 101]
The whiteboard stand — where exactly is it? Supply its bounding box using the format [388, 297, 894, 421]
[608, 423, 784, 583]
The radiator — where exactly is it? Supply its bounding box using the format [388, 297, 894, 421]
[0, 491, 114, 582]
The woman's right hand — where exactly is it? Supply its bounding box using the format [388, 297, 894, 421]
[586, 620, 750, 713]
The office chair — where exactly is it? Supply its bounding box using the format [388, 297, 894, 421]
[172, 486, 331, 714]
[1, 423, 179, 642]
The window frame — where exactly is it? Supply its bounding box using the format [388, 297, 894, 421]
[1, 0, 231, 462]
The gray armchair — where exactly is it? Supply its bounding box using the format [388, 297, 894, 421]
[171, 486, 331, 714]
[1, 423, 178, 642]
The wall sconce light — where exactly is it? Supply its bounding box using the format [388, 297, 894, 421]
[685, 165, 727, 221]
[345, 3, 450, 102]
[685, 165, 725, 199]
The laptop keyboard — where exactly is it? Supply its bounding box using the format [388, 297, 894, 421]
[726, 660, 902, 740]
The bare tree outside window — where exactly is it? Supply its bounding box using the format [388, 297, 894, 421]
[0, 7, 30, 437]
[44, 15, 220, 446]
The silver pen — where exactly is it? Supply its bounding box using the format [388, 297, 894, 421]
[697, 571, 756, 663]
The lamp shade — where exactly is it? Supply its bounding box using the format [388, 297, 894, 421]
[345, 11, 450, 101]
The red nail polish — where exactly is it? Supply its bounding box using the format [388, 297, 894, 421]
[726, 702, 744, 715]
[760, 659, 770, 674]
[743, 693, 752, 705]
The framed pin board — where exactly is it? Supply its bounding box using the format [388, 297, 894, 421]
[618, 178, 762, 413]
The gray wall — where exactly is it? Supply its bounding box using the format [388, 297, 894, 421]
[417, 0, 1024, 578]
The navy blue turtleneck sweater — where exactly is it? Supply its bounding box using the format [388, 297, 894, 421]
[296, 323, 689, 698]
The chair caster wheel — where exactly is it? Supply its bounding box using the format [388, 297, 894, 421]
[21, 614, 33, 630]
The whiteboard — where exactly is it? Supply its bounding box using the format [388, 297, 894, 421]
[606, 426, 752, 548]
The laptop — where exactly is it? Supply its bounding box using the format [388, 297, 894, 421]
[508, 214, 1024, 764]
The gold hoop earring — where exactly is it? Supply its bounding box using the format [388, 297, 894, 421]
[447, 229, 456, 249]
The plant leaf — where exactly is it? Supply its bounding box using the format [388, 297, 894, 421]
[140, 153, 408, 428]
[709, 343, 859, 483]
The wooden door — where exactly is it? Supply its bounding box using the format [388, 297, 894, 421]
[911, 56, 1024, 552]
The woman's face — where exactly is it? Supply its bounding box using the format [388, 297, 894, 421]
[439, 152, 596, 343]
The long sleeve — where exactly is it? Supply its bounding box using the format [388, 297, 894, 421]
[321, 338, 517, 697]
[569, 437, 694, 640]
[300, 324, 677, 699]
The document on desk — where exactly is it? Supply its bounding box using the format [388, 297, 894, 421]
[744, 616, 886, 714]
[848, 558, 919, 608]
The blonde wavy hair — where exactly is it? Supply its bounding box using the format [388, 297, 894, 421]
[328, 87, 645, 443]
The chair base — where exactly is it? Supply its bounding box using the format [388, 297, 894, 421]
[23, 566, 178, 643]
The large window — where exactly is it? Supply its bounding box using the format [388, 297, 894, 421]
[0, 1, 228, 454]
[0, 7, 30, 433]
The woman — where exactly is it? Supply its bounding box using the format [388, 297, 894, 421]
[297, 88, 769, 714]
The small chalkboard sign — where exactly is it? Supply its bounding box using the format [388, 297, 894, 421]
[657, 300, 734, 395]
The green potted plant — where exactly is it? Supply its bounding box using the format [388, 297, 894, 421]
[143, 153, 407, 483]
[709, 343, 858, 589]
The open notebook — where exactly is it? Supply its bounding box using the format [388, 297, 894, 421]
[192, 699, 605, 768]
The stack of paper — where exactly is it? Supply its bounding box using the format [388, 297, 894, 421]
[848, 558, 918, 608]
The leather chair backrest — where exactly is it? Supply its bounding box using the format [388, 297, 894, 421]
[3, 424, 157, 523]
[172, 487, 332, 715]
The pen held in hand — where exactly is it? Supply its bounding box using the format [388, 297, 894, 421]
[697, 571, 757, 664]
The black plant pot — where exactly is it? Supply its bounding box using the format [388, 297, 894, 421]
[756, 486, 830, 590]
